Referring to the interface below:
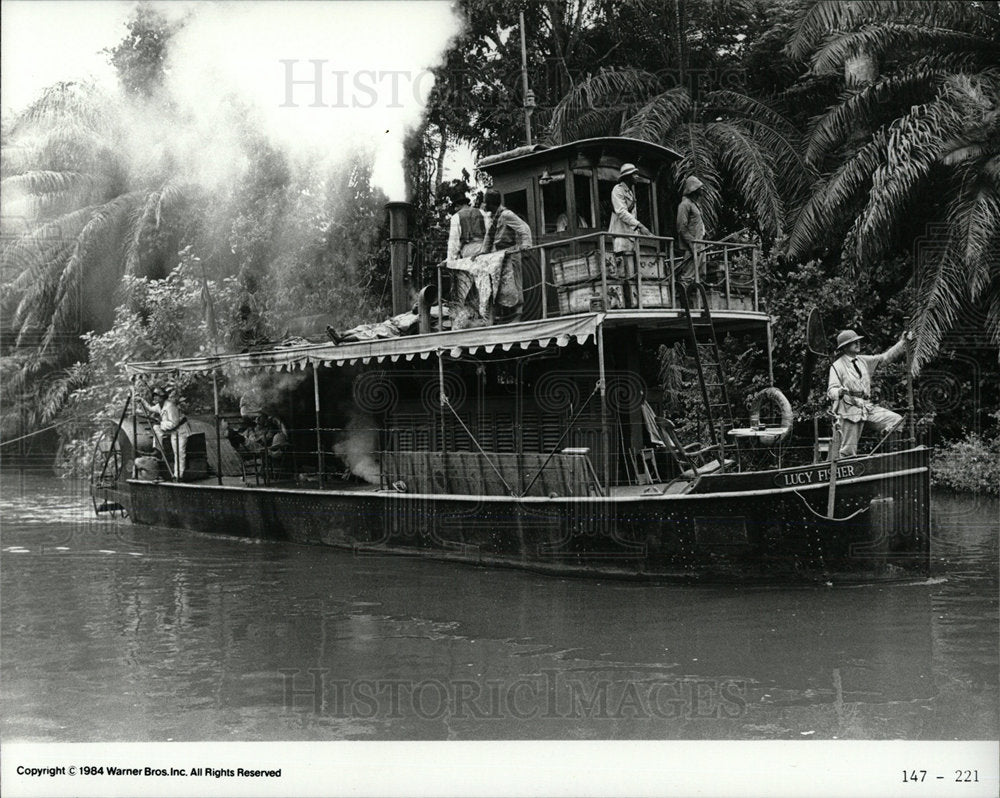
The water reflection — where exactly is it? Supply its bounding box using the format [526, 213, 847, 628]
[1, 473, 996, 740]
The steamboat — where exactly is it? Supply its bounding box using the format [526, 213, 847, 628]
[91, 136, 930, 581]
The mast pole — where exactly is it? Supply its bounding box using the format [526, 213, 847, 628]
[212, 372, 222, 485]
[313, 363, 324, 489]
[519, 10, 533, 146]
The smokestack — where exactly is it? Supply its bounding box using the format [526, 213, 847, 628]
[385, 201, 412, 316]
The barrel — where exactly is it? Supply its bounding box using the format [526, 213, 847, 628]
[134, 456, 161, 481]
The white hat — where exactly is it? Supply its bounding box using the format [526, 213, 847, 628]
[619, 163, 638, 178]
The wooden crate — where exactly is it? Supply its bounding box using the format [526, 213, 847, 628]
[627, 280, 672, 308]
[551, 251, 617, 286]
[556, 279, 625, 314]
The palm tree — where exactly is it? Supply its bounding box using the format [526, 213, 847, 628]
[785, 0, 1000, 369]
[546, 68, 811, 244]
[0, 82, 189, 438]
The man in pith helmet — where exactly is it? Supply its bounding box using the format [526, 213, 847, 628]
[827, 328, 913, 458]
[676, 175, 706, 281]
[609, 163, 653, 259]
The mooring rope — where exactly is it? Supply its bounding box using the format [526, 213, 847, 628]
[791, 488, 871, 522]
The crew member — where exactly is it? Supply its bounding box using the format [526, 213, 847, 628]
[676, 176, 707, 281]
[609, 163, 653, 275]
[827, 329, 913, 458]
[155, 387, 192, 480]
[446, 184, 487, 262]
[481, 189, 532, 323]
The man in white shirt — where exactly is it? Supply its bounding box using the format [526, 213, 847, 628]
[827, 329, 913, 457]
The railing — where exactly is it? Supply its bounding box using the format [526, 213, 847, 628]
[509, 232, 760, 320]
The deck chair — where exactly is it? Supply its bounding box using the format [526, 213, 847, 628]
[655, 417, 734, 478]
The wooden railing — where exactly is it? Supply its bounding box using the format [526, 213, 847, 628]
[514, 232, 760, 319]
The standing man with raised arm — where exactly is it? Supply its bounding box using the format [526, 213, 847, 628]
[827, 328, 914, 458]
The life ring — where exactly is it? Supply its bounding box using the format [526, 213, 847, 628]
[749, 387, 793, 442]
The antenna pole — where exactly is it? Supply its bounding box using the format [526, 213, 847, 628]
[519, 11, 533, 145]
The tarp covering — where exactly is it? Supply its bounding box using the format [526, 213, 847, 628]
[126, 313, 603, 375]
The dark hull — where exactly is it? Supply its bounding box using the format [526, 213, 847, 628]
[123, 447, 931, 582]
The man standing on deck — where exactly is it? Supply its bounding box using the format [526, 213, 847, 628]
[676, 176, 707, 281]
[154, 387, 192, 480]
[609, 163, 653, 276]
[482, 188, 532, 323]
[827, 329, 914, 458]
[446, 183, 487, 262]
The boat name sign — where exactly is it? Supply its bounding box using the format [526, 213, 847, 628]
[774, 462, 865, 488]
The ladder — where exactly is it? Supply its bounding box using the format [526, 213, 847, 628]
[678, 282, 738, 470]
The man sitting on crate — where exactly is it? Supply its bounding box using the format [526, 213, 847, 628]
[481, 189, 532, 324]
[609, 163, 653, 280]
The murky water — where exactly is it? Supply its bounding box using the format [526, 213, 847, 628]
[1, 472, 996, 740]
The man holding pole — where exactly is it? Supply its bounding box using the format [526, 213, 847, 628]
[827, 328, 914, 458]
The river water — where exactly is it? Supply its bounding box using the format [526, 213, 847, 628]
[1, 472, 996, 741]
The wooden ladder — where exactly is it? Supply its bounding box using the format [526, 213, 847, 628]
[678, 282, 738, 471]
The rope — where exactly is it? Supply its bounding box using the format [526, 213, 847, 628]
[521, 381, 600, 497]
[0, 417, 83, 447]
[792, 488, 871, 522]
[441, 396, 515, 496]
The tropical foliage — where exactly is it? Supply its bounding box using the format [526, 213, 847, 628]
[784, 0, 1000, 369]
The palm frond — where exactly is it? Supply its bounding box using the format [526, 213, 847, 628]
[667, 124, 723, 236]
[858, 98, 965, 262]
[811, 23, 1000, 76]
[705, 122, 783, 240]
[787, 130, 889, 259]
[804, 57, 961, 166]
[786, 0, 979, 61]
[621, 88, 691, 143]
[546, 68, 662, 143]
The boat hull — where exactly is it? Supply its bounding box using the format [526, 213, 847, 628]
[126, 448, 930, 582]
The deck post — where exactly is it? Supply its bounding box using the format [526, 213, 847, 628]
[313, 363, 324, 489]
[438, 349, 447, 452]
[752, 246, 759, 312]
[766, 319, 775, 387]
[668, 238, 676, 307]
[130, 378, 137, 478]
[599, 233, 608, 310]
[539, 245, 548, 319]
[597, 319, 610, 489]
[723, 246, 731, 308]
[212, 372, 222, 485]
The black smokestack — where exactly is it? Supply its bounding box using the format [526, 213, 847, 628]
[385, 201, 412, 316]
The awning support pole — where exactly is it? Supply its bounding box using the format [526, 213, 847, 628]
[766, 318, 775, 387]
[212, 372, 222, 485]
[438, 350, 447, 457]
[130, 378, 138, 478]
[313, 363, 324, 489]
[597, 320, 610, 489]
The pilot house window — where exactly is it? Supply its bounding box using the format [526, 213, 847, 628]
[539, 172, 568, 234]
[502, 189, 529, 224]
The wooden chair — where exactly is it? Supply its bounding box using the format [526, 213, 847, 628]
[656, 417, 733, 478]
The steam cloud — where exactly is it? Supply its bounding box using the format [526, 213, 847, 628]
[334, 412, 380, 484]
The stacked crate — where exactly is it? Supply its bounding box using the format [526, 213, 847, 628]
[626, 255, 673, 308]
[551, 251, 624, 313]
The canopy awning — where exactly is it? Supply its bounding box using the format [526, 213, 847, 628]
[126, 313, 604, 376]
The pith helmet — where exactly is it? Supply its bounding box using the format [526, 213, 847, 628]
[151, 385, 167, 397]
[619, 163, 638, 178]
[835, 329, 864, 350]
